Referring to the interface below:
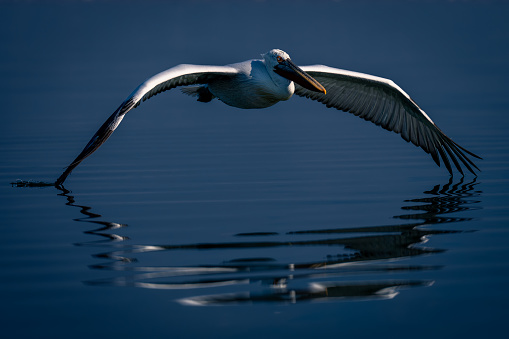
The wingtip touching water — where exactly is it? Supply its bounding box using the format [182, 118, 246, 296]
[56, 49, 481, 185]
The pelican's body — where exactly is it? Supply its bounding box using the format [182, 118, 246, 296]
[55, 49, 480, 185]
[205, 60, 294, 109]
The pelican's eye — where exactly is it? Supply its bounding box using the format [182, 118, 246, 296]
[276, 56, 284, 63]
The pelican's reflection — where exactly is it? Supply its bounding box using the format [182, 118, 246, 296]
[58, 178, 481, 305]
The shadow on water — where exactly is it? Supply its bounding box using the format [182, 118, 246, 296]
[56, 178, 481, 306]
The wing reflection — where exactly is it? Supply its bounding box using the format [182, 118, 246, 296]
[179, 280, 434, 306]
[58, 177, 480, 306]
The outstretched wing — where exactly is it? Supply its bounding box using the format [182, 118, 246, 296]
[56, 64, 238, 185]
[296, 65, 481, 175]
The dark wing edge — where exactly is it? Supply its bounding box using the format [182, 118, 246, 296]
[296, 65, 481, 176]
[55, 65, 238, 186]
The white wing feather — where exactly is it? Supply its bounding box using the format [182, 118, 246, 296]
[296, 65, 481, 175]
[56, 65, 238, 185]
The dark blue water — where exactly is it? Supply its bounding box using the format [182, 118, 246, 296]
[1, 2, 508, 338]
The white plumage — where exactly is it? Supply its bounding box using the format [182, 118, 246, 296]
[55, 49, 480, 185]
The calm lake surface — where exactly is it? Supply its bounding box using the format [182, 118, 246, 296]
[1, 2, 508, 338]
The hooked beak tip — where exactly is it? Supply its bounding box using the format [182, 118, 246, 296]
[313, 82, 326, 95]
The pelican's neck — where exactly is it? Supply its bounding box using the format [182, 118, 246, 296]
[262, 59, 294, 97]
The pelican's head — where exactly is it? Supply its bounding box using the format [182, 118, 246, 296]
[263, 49, 326, 94]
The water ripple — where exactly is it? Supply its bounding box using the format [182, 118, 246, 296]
[57, 177, 481, 306]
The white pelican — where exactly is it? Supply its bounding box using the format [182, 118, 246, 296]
[55, 49, 480, 185]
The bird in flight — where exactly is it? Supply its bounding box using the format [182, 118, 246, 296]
[55, 49, 480, 185]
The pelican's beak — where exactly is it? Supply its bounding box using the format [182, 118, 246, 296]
[274, 59, 326, 94]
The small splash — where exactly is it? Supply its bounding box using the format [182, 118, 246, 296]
[10, 179, 55, 188]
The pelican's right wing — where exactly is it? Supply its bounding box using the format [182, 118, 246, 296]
[56, 65, 239, 185]
[296, 65, 481, 175]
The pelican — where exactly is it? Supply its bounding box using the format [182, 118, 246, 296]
[55, 49, 480, 185]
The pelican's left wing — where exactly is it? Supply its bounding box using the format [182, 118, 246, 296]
[296, 65, 481, 175]
[56, 65, 239, 185]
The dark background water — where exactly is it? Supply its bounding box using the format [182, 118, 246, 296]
[1, 1, 508, 338]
